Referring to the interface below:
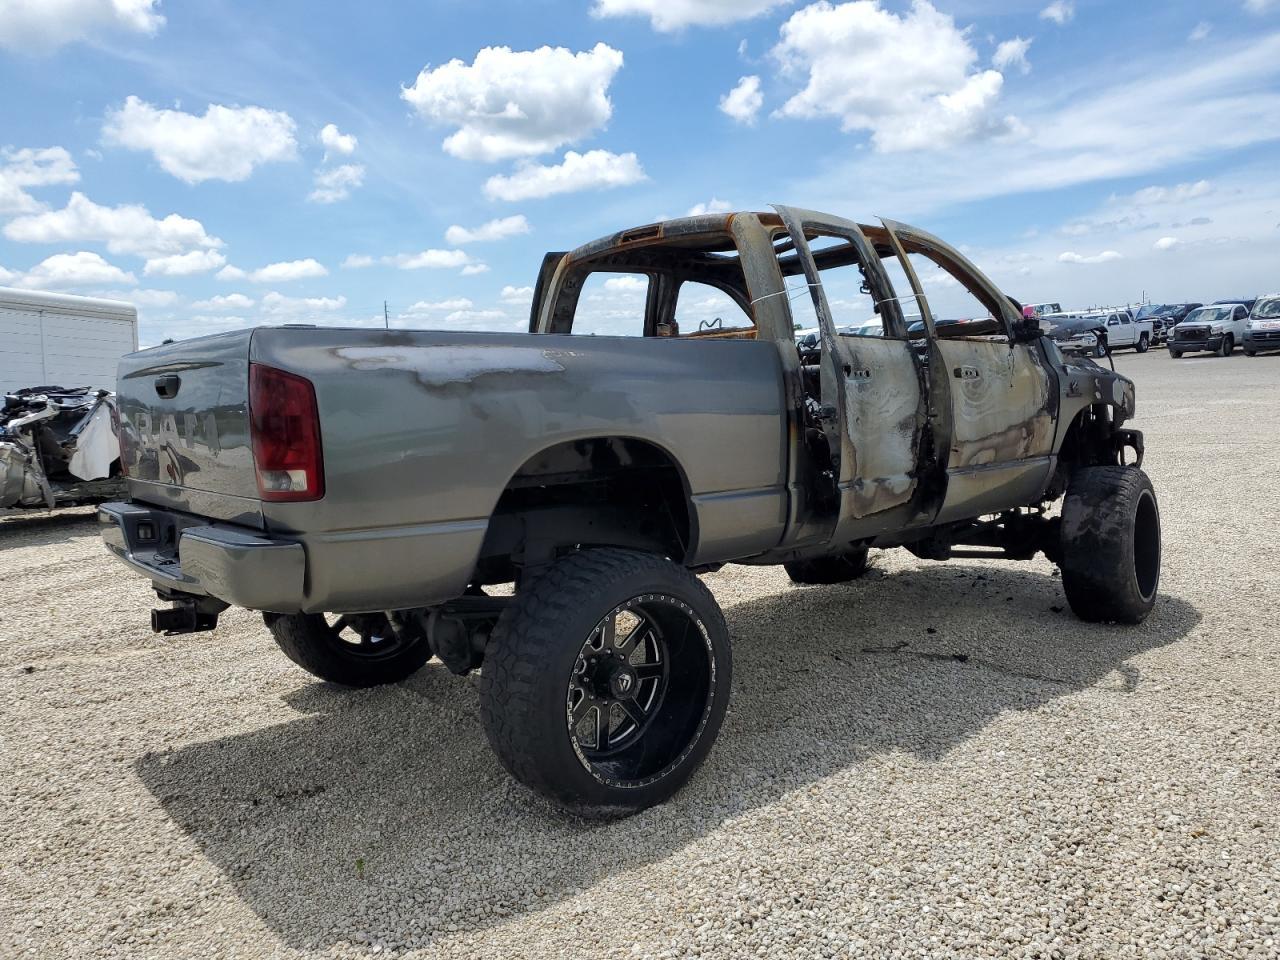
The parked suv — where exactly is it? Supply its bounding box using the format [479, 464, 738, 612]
[1169, 303, 1250, 357]
[1244, 295, 1280, 356]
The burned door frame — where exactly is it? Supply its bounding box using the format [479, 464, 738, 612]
[772, 205, 933, 543]
[876, 219, 1059, 523]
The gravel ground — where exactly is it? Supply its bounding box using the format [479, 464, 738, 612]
[2, 350, 1278, 959]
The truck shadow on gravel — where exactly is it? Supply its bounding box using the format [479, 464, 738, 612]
[0, 508, 98, 550]
[135, 563, 1199, 952]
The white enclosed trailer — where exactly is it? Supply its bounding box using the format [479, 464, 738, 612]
[0, 287, 138, 394]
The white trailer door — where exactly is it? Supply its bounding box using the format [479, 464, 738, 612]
[40, 313, 136, 390]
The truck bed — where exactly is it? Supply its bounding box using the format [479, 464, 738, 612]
[111, 326, 788, 612]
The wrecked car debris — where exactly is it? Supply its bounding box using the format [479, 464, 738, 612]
[0, 386, 124, 510]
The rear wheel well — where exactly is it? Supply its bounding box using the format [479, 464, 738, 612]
[472, 437, 694, 586]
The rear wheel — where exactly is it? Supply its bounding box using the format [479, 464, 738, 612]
[784, 546, 871, 584]
[1059, 466, 1161, 624]
[1219, 335, 1234, 357]
[1136, 333, 1150, 353]
[265, 612, 432, 687]
[480, 549, 731, 817]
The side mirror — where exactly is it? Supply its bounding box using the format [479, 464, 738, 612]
[1011, 313, 1040, 343]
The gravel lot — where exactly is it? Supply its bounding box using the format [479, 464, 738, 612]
[2, 350, 1278, 959]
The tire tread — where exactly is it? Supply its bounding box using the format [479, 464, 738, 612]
[479, 549, 726, 812]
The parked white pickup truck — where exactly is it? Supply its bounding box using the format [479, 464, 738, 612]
[1169, 303, 1251, 358]
[1089, 310, 1154, 354]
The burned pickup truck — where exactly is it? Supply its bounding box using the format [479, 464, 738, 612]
[2, 386, 124, 510]
[99, 207, 1160, 816]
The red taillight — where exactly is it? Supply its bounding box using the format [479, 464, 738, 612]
[249, 363, 324, 502]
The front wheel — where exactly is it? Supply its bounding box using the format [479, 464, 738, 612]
[1245, 349, 1257, 357]
[480, 549, 731, 817]
[1093, 340, 1107, 358]
[1170, 349, 1182, 359]
[1136, 333, 1150, 353]
[265, 612, 433, 687]
[1219, 335, 1234, 357]
[1058, 466, 1161, 624]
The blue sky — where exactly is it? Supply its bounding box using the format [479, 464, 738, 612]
[1, 0, 1278, 344]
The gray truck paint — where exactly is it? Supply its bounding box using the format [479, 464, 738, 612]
[102, 210, 1137, 616]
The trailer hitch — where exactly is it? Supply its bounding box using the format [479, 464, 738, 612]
[150, 590, 228, 636]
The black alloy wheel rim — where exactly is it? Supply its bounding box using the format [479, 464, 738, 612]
[566, 594, 715, 788]
[326, 613, 406, 660]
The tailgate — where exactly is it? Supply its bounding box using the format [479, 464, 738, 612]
[116, 329, 263, 527]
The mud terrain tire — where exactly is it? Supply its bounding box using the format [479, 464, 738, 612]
[265, 613, 432, 687]
[1059, 466, 1161, 624]
[480, 549, 731, 817]
[784, 546, 871, 584]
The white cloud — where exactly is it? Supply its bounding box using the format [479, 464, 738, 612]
[918, 162, 1280, 319]
[1244, 0, 1277, 13]
[993, 37, 1032, 75]
[500, 285, 534, 303]
[0, 265, 18, 284]
[720, 75, 764, 125]
[3, 192, 222, 261]
[591, 0, 792, 31]
[319, 123, 357, 158]
[484, 150, 646, 201]
[771, 1, 1019, 152]
[789, 33, 1280, 218]
[384, 249, 472, 270]
[124, 288, 179, 307]
[102, 96, 298, 184]
[401, 43, 624, 161]
[687, 198, 734, 216]
[13, 251, 137, 289]
[143, 249, 227, 276]
[0, 146, 79, 214]
[604, 275, 648, 292]
[191, 293, 255, 311]
[0, 0, 164, 53]
[248, 258, 328, 283]
[1039, 2, 1074, 25]
[260, 292, 347, 315]
[1153, 237, 1182, 251]
[1189, 22, 1212, 42]
[1057, 250, 1123, 264]
[406, 297, 473, 312]
[445, 214, 531, 245]
[341, 254, 374, 269]
[1129, 180, 1212, 206]
[216, 265, 246, 281]
[308, 163, 365, 203]
[461, 263, 490, 275]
